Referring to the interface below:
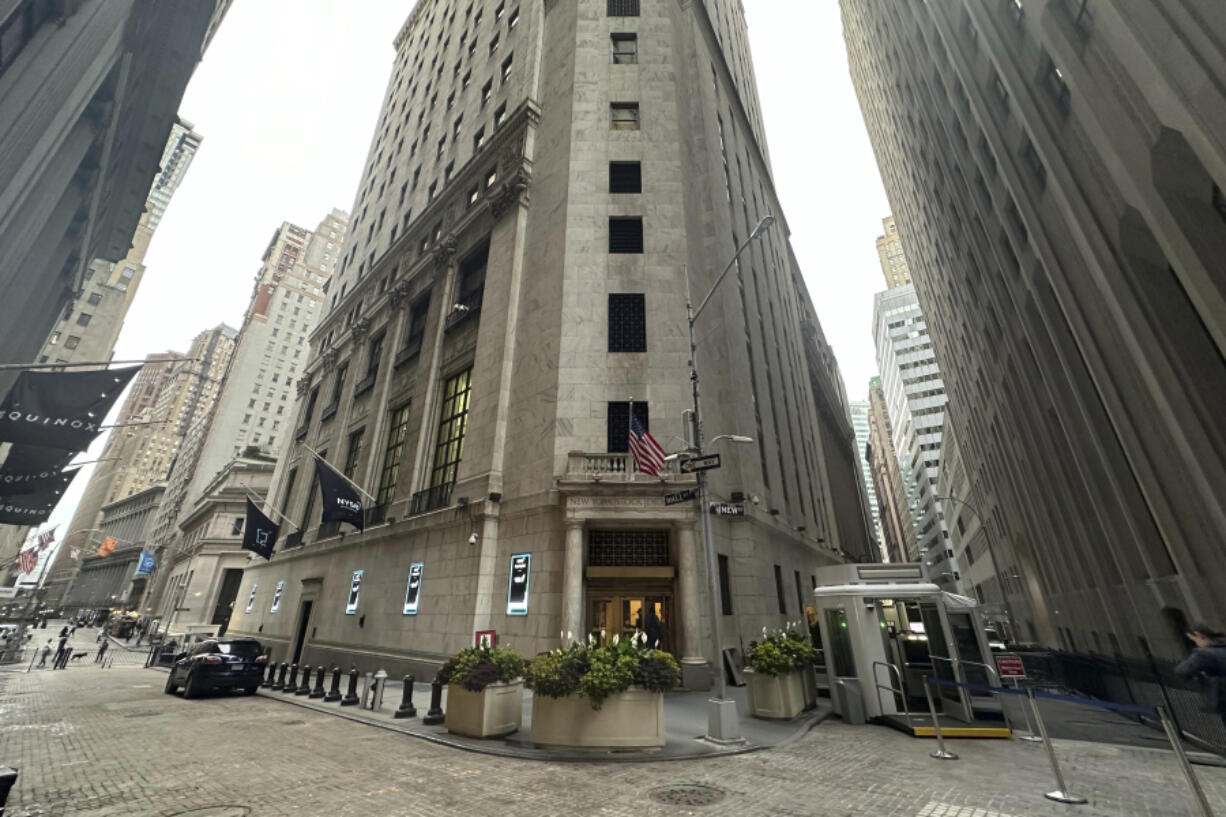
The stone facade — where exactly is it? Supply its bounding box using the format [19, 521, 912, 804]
[842, 0, 1226, 656]
[227, 0, 872, 681]
[867, 377, 914, 565]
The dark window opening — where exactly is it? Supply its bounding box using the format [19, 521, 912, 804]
[611, 102, 640, 130]
[609, 217, 643, 253]
[774, 564, 787, 614]
[343, 428, 365, 479]
[606, 401, 649, 453]
[611, 32, 638, 64]
[609, 161, 642, 193]
[607, 0, 639, 16]
[608, 293, 646, 352]
[718, 554, 734, 615]
[377, 403, 412, 507]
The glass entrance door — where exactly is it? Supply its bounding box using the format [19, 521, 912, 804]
[585, 594, 672, 652]
[920, 602, 974, 722]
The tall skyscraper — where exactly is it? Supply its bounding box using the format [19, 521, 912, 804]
[848, 400, 882, 551]
[228, 0, 874, 685]
[35, 120, 203, 369]
[875, 216, 912, 289]
[872, 284, 956, 589]
[842, 0, 1226, 655]
[867, 376, 913, 565]
[46, 326, 237, 607]
[0, 0, 226, 398]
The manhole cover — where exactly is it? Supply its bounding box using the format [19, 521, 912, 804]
[165, 807, 250, 817]
[649, 784, 726, 807]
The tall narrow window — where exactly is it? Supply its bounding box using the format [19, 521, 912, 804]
[794, 570, 805, 617]
[607, 0, 640, 16]
[301, 450, 325, 531]
[331, 362, 348, 405]
[403, 293, 431, 357]
[430, 368, 472, 489]
[611, 102, 639, 130]
[609, 217, 643, 253]
[280, 467, 298, 520]
[774, 565, 787, 614]
[606, 401, 649, 453]
[500, 53, 513, 84]
[609, 161, 642, 193]
[377, 403, 411, 506]
[718, 554, 734, 615]
[343, 428, 365, 479]
[608, 293, 646, 352]
[611, 33, 638, 64]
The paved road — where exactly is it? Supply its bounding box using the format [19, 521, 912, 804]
[2, 660, 1225, 817]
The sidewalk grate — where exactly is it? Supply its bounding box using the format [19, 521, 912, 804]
[648, 784, 726, 807]
[917, 803, 1022, 817]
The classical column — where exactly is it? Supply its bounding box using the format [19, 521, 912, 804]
[676, 522, 710, 690]
[561, 521, 584, 642]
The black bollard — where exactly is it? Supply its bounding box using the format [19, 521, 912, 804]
[296, 665, 313, 695]
[422, 677, 445, 725]
[262, 656, 276, 688]
[394, 674, 417, 719]
[340, 667, 360, 706]
[273, 661, 288, 691]
[284, 663, 299, 694]
[324, 666, 342, 702]
[310, 665, 326, 698]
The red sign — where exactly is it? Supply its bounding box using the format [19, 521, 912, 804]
[995, 653, 1027, 678]
[475, 630, 496, 648]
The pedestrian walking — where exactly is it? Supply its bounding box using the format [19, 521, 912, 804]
[95, 639, 109, 664]
[1175, 622, 1226, 728]
[644, 606, 663, 650]
[37, 639, 52, 668]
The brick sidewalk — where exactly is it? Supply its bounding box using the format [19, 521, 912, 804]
[2, 663, 1224, 817]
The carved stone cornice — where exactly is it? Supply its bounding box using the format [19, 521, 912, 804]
[490, 168, 531, 220]
[431, 234, 458, 270]
[321, 348, 339, 369]
[350, 316, 371, 341]
[388, 279, 413, 309]
[295, 378, 310, 397]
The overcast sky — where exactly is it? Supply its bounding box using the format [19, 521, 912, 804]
[40, 1, 891, 542]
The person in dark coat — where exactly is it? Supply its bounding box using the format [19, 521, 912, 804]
[644, 607, 663, 651]
[1175, 623, 1226, 728]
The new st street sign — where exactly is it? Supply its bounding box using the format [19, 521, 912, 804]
[709, 502, 745, 516]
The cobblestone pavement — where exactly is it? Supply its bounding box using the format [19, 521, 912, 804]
[2, 661, 1225, 817]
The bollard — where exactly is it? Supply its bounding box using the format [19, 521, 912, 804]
[922, 676, 957, 760]
[1027, 688, 1087, 804]
[310, 665, 327, 698]
[273, 662, 288, 691]
[394, 674, 417, 719]
[341, 668, 360, 706]
[324, 666, 342, 702]
[262, 658, 276, 688]
[1158, 706, 1214, 817]
[371, 669, 389, 711]
[284, 663, 299, 694]
[360, 671, 373, 709]
[422, 677, 445, 725]
[296, 665, 313, 695]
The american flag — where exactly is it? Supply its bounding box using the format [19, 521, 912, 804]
[17, 548, 37, 574]
[629, 417, 667, 476]
[37, 528, 55, 550]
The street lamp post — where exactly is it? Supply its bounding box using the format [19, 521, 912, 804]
[935, 493, 1017, 642]
[686, 214, 774, 744]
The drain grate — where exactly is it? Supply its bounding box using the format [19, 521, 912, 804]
[165, 807, 251, 817]
[648, 784, 726, 807]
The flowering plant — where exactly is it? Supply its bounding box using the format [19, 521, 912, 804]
[524, 631, 681, 709]
[438, 644, 525, 692]
[746, 623, 818, 677]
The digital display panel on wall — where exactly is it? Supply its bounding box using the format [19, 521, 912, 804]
[506, 553, 531, 616]
[403, 563, 423, 615]
[244, 584, 258, 613]
[346, 570, 363, 614]
[270, 580, 285, 614]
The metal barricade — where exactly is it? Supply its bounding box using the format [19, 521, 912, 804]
[872, 660, 915, 723]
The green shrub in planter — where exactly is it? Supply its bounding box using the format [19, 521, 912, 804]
[525, 634, 681, 710]
[438, 645, 525, 692]
[747, 625, 819, 677]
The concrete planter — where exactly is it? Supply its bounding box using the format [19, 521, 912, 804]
[530, 687, 665, 749]
[745, 668, 806, 720]
[801, 665, 818, 710]
[445, 679, 523, 738]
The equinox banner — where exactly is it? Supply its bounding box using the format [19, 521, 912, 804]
[0, 467, 80, 525]
[0, 366, 139, 451]
[0, 445, 75, 494]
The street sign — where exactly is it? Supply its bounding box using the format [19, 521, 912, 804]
[679, 453, 721, 473]
[664, 489, 697, 506]
[995, 652, 1026, 678]
[709, 502, 745, 516]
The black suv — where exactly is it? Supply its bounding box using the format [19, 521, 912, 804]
[164, 638, 266, 698]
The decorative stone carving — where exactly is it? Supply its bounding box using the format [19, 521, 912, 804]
[431, 234, 458, 270]
[490, 168, 531, 220]
[350, 316, 371, 341]
[388, 279, 413, 309]
[321, 348, 339, 369]
[296, 378, 311, 397]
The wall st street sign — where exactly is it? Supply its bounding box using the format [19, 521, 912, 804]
[679, 453, 721, 473]
[664, 488, 697, 506]
[709, 503, 745, 516]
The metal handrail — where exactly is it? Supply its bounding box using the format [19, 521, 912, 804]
[872, 660, 915, 722]
[930, 654, 1001, 687]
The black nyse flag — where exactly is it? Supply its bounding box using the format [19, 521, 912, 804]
[314, 458, 364, 531]
[242, 498, 279, 559]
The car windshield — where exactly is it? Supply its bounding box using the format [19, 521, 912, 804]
[217, 641, 262, 657]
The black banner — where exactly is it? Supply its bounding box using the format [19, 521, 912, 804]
[314, 458, 364, 531]
[0, 445, 76, 496]
[0, 366, 139, 451]
[0, 468, 77, 525]
[241, 497, 279, 560]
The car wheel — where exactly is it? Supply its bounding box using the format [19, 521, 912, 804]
[182, 671, 200, 699]
[164, 673, 177, 694]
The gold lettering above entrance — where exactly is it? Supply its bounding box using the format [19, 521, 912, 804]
[569, 496, 660, 508]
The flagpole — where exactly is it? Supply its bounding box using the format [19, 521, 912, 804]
[0, 357, 200, 371]
[242, 487, 299, 531]
[297, 441, 377, 503]
[627, 395, 635, 482]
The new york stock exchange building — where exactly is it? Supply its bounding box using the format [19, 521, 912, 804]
[225, 1, 876, 685]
